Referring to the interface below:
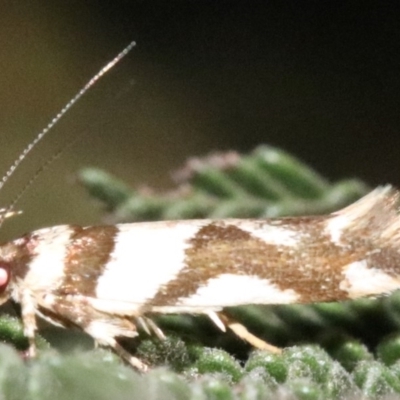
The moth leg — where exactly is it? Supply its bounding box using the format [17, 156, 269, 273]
[98, 336, 149, 372]
[217, 312, 282, 354]
[45, 294, 148, 370]
[20, 290, 38, 357]
[207, 312, 227, 332]
[135, 316, 166, 340]
[136, 317, 151, 335]
[143, 317, 165, 340]
[81, 317, 149, 371]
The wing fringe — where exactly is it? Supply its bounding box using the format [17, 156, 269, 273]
[332, 185, 400, 244]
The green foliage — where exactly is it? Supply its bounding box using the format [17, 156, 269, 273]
[3, 144, 400, 398]
[5, 342, 400, 399]
[0, 315, 29, 351]
[78, 145, 368, 221]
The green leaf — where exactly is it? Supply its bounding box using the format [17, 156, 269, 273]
[79, 145, 368, 221]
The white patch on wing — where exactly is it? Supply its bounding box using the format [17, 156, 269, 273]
[151, 274, 300, 313]
[95, 221, 204, 307]
[23, 226, 73, 294]
[340, 260, 400, 298]
[233, 220, 300, 246]
[325, 215, 349, 245]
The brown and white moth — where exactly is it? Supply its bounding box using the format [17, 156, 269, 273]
[1, 43, 400, 372]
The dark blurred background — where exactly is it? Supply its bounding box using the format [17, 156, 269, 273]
[0, 1, 399, 239]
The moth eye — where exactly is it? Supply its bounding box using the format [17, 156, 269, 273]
[0, 263, 10, 292]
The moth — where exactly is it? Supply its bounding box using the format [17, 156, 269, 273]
[1, 43, 400, 372]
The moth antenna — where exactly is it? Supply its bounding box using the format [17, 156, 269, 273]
[0, 134, 81, 230]
[0, 41, 135, 226]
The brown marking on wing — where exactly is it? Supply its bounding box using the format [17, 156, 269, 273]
[60, 225, 118, 297]
[148, 213, 400, 307]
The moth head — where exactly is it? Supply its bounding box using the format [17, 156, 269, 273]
[0, 209, 21, 305]
[0, 261, 11, 306]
